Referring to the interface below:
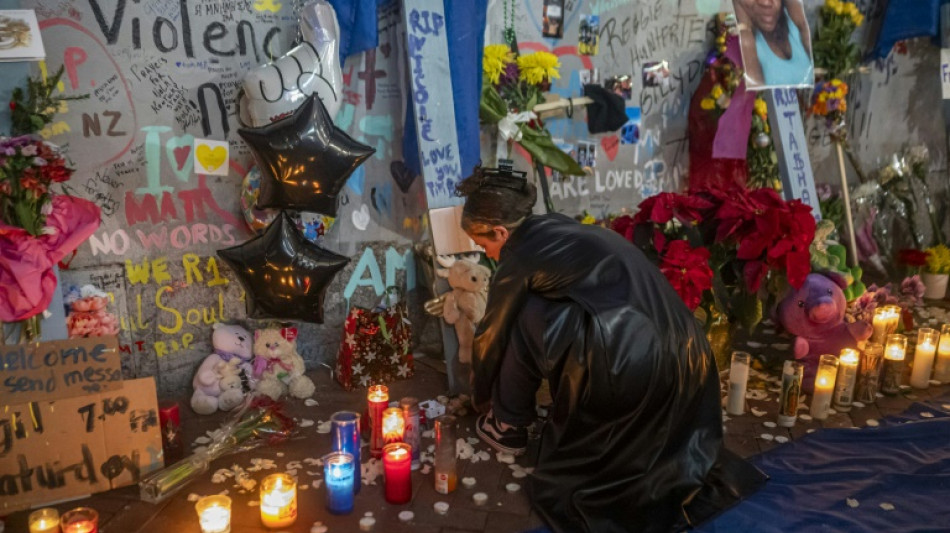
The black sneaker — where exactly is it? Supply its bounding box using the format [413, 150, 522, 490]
[476, 412, 528, 456]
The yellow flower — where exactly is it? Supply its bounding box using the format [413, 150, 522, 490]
[852, 12, 864, 26]
[711, 84, 724, 99]
[483, 44, 513, 85]
[517, 51, 561, 85]
[754, 98, 767, 119]
[580, 213, 596, 225]
[700, 98, 715, 110]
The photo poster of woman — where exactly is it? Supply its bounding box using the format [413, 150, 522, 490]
[732, 0, 815, 90]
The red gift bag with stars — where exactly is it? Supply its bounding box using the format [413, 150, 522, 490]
[335, 299, 414, 391]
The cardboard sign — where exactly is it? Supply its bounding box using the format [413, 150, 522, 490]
[0, 337, 122, 406]
[765, 88, 821, 220]
[0, 378, 163, 513]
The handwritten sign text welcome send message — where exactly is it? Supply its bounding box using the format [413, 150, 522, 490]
[1, 337, 122, 405]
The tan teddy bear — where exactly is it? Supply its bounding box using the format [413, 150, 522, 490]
[252, 326, 316, 401]
[437, 254, 491, 364]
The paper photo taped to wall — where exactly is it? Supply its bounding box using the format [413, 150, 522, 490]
[578, 15, 599, 56]
[542, 0, 565, 38]
[733, 0, 814, 90]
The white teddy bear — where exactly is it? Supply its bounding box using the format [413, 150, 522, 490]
[191, 323, 254, 415]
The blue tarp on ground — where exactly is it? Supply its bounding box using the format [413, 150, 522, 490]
[697, 399, 950, 533]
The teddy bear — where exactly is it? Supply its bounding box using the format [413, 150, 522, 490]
[253, 326, 316, 401]
[776, 272, 873, 393]
[436, 254, 491, 364]
[191, 323, 254, 415]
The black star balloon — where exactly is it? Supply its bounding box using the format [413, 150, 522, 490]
[239, 94, 375, 216]
[218, 211, 349, 323]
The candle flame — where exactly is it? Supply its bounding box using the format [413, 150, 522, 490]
[840, 349, 859, 365]
[388, 447, 408, 459]
[368, 385, 389, 402]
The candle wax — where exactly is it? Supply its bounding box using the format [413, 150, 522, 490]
[910, 341, 937, 389]
[199, 506, 230, 533]
[810, 375, 835, 420]
[384, 445, 412, 504]
[261, 482, 297, 528]
[726, 360, 750, 416]
[29, 519, 60, 533]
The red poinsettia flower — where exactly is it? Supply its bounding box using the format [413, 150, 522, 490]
[659, 240, 713, 310]
[634, 192, 679, 224]
[610, 214, 636, 242]
[897, 248, 929, 267]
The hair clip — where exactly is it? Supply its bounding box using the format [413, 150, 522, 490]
[480, 166, 528, 191]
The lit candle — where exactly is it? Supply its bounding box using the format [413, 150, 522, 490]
[382, 407, 405, 445]
[910, 328, 939, 389]
[726, 351, 751, 416]
[367, 385, 389, 458]
[881, 334, 907, 395]
[323, 452, 355, 515]
[871, 305, 901, 344]
[195, 495, 231, 533]
[29, 508, 60, 533]
[383, 442, 412, 504]
[60, 508, 98, 533]
[260, 473, 297, 528]
[810, 354, 839, 420]
[934, 324, 950, 382]
[833, 348, 860, 412]
[330, 411, 361, 492]
[777, 360, 804, 428]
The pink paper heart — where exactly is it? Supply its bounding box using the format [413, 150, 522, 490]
[601, 135, 619, 162]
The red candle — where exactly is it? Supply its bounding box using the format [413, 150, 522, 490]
[381, 407, 405, 444]
[367, 385, 389, 458]
[383, 442, 412, 504]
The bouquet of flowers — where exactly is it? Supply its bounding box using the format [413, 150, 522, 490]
[813, 0, 864, 79]
[480, 44, 583, 175]
[612, 184, 816, 331]
[0, 69, 98, 337]
[924, 245, 950, 275]
[809, 78, 849, 132]
[139, 397, 296, 503]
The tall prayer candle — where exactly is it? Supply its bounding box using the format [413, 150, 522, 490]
[871, 305, 901, 343]
[195, 495, 231, 533]
[910, 328, 940, 389]
[882, 334, 907, 395]
[323, 452, 355, 514]
[934, 324, 950, 382]
[810, 354, 838, 420]
[777, 360, 804, 427]
[434, 415, 458, 494]
[400, 397, 422, 470]
[260, 473, 297, 528]
[383, 442, 412, 504]
[330, 411, 361, 491]
[367, 385, 389, 458]
[833, 348, 860, 412]
[60, 508, 98, 533]
[726, 351, 751, 416]
[382, 407, 406, 444]
[856, 342, 884, 403]
[29, 508, 60, 533]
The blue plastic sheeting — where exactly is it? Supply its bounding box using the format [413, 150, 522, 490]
[697, 399, 950, 533]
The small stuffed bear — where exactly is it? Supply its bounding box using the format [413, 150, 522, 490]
[216, 358, 245, 406]
[437, 254, 491, 364]
[777, 272, 873, 392]
[253, 326, 316, 401]
[191, 323, 254, 414]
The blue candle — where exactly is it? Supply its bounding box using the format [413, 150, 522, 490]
[330, 411, 361, 491]
[323, 452, 355, 514]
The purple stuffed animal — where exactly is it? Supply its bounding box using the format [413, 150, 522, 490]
[776, 272, 873, 393]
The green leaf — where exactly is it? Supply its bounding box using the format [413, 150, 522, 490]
[517, 127, 586, 175]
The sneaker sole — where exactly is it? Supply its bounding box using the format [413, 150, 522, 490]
[476, 421, 527, 456]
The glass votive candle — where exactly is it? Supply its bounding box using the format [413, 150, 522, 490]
[383, 442, 412, 504]
[833, 348, 860, 412]
[882, 334, 907, 395]
[367, 384, 389, 458]
[910, 328, 940, 389]
[195, 495, 231, 533]
[777, 360, 804, 427]
[323, 452, 355, 514]
[399, 397, 422, 470]
[871, 305, 900, 343]
[382, 406, 406, 444]
[260, 473, 297, 528]
[61, 508, 98, 533]
[726, 351, 751, 416]
[810, 354, 839, 420]
[29, 508, 60, 533]
[934, 323, 950, 382]
[330, 411, 361, 491]
[856, 342, 884, 403]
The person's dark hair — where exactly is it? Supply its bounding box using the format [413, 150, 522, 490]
[455, 165, 537, 237]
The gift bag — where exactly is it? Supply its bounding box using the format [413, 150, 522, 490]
[336, 290, 413, 390]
